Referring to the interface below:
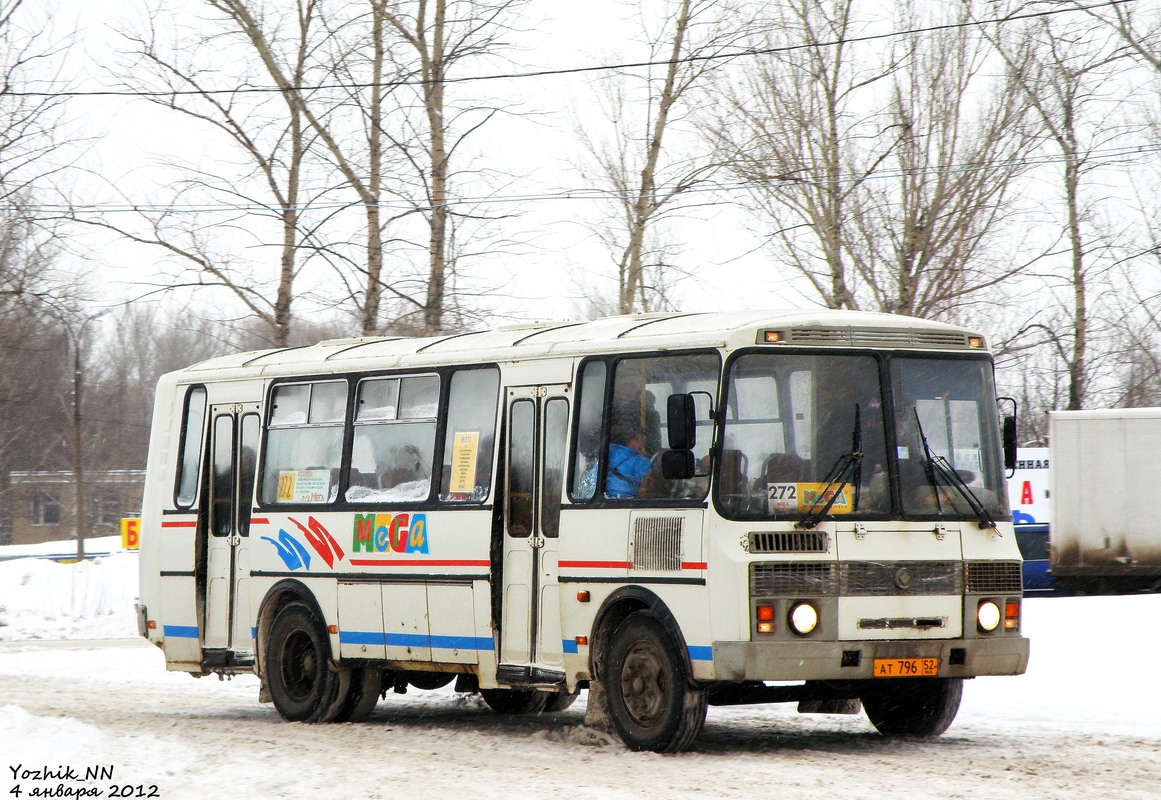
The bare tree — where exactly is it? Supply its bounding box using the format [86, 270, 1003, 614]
[576, 0, 738, 315]
[213, 0, 527, 336]
[90, 1, 332, 348]
[985, 7, 1128, 410]
[849, 1, 1036, 320]
[708, 0, 892, 310]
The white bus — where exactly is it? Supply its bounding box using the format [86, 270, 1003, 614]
[136, 310, 1028, 752]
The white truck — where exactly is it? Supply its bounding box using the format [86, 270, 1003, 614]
[1050, 409, 1161, 594]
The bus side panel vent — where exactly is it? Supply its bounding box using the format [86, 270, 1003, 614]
[749, 531, 830, 554]
[631, 517, 684, 571]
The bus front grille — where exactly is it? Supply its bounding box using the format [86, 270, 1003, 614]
[750, 562, 838, 596]
[965, 561, 1023, 594]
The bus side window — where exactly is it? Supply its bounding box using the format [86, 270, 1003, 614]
[570, 360, 607, 502]
[439, 367, 500, 502]
[174, 385, 207, 508]
[346, 375, 439, 504]
[261, 380, 347, 505]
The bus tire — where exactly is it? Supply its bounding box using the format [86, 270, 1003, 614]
[266, 602, 343, 723]
[862, 677, 963, 738]
[480, 688, 549, 714]
[604, 611, 707, 753]
[336, 668, 382, 723]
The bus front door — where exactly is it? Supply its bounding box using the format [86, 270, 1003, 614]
[499, 386, 570, 685]
[201, 404, 261, 662]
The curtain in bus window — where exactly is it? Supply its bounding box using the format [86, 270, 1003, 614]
[440, 368, 500, 502]
[719, 353, 889, 519]
[261, 381, 347, 505]
[346, 375, 438, 503]
[606, 352, 720, 501]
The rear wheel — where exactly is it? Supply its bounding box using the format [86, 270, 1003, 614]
[265, 602, 343, 723]
[480, 688, 549, 714]
[604, 611, 706, 753]
[862, 677, 963, 737]
[335, 668, 382, 723]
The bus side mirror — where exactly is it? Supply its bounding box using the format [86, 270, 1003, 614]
[1003, 415, 1017, 472]
[997, 396, 1018, 472]
[660, 449, 696, 480]
[667, 393, 697, 450]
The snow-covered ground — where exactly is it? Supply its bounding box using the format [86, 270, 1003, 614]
[2, 539, 1160, 799]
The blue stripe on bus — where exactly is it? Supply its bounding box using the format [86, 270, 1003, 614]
[339, 631, 494, 651]
[688, 646, 713, 661]
[163, 625, 199, 639]
[562, 639, 579, 655]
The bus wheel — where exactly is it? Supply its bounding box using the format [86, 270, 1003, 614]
[480, 688, 549, 714]
[862, 677, 963, 738]
[543, 689, 581, 713]
[336, 668, 382, 723]
[266, 602, 343, 723]
[604, 611, 707, 753]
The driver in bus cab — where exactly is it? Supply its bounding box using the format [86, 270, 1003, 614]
[606, 422, 652, 499]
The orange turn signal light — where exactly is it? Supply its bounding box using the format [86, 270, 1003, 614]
[757, 605, 775, 621]
[1004, 601, 1020, 631]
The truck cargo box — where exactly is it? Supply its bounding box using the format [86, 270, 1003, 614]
[1050, 409, 1161, 593]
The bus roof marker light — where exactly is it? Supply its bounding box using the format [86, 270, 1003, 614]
[968, 336, 984, 348]
[761, 330, 786, 344]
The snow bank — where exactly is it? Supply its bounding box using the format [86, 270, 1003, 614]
[0, 536, 138, 641]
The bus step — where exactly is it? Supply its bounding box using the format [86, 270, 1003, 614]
[496, 663, 567, 687]
[201, 649, 255, 669]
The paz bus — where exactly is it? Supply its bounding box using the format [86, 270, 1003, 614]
[135, 310, 1029, 752]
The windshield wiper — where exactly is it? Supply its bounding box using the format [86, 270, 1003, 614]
[799, 404, 863, 529]
[913, 409, 996, 530]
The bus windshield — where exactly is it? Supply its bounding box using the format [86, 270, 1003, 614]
[892, 356, 1009, 522]
[718, 352, 1008, 522]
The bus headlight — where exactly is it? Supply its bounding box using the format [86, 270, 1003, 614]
[977, 600, 1001, 632]
[788, 602, 819, 635]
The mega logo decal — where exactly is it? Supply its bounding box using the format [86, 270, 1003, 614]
[263, 513, 430, 570]
[262, 516, 345, 571]
[352, 513, 429, 555]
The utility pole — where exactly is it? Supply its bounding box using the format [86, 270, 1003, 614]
[47, 307, 106, 561]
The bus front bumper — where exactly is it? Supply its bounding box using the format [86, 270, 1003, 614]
[711, 636, 1030, 682]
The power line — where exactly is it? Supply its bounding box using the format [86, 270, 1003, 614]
[6, 0, 1134, 100]
[16, 141, 1161, 218]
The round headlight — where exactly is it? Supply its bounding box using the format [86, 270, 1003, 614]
[977, 600, 1001, 632]
[788, 602, 819, 635]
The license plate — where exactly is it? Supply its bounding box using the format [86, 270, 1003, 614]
[873, 658, 939, 677]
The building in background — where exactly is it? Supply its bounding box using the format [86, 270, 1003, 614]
[1, 470, 145, 546]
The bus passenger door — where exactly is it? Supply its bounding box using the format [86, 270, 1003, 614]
[202, 404, 261, 658]
[499, 386, 570, 684]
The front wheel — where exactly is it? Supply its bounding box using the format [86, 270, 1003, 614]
[604, 611, 707, 753]
[265, 602, 343, 723]
[862, 677, 963, 737]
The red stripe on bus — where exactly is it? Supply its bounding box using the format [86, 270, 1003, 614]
[558, 560, 632, 570]
[161, 520, 197, 528]
[347, 558, 491, 567]
[682, 562, 708, 571]
[250, 517, 270, 525]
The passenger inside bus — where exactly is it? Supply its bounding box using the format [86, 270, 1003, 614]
[605, 422, 651, 498]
